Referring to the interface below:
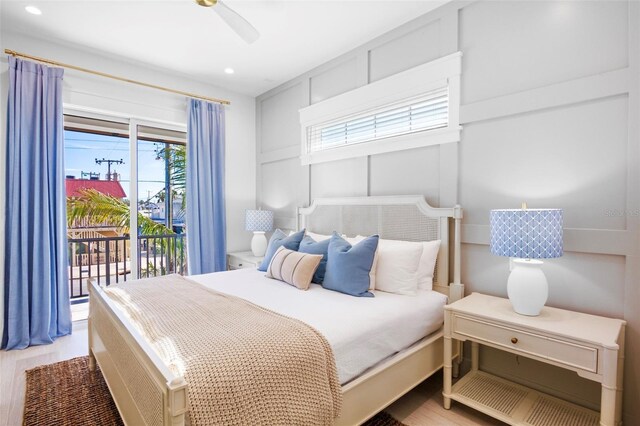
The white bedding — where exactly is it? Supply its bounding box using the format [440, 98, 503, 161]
[189, 268, 448, 384]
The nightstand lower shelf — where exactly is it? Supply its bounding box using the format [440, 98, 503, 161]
[446, 370, 599, 426]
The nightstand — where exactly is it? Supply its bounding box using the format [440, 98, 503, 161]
[227, 251, 263, 270]
[443, 293, 625, 426]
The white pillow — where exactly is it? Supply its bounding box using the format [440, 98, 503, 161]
[306, 231, 332, 241]
[418, 240, 441, 290]
[356, 236, 422, 296]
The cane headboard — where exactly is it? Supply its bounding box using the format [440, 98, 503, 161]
[298, 196, 464, 301]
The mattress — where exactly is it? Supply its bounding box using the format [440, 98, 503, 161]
[189, 268, 448, 384]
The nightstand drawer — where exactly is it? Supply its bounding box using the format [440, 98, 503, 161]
[453, 314, 598, 373]
[228, 257, 256, 269]
[227, 251, 264, 271]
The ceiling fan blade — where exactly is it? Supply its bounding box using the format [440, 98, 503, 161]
[214, 0, 260, 44]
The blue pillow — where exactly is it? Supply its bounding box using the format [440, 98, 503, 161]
[298, 236, 330, 284]
[322, 233, 379, 297]
[258, 229, 306, 272]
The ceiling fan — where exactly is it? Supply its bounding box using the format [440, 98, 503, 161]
[195, 0, 260, 44]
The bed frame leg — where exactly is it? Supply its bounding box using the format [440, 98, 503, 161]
[88, 351, 97, 371]
[88, 313, 97, 371]
[443, 335, 453, 409]
[170, 413, 186, 426]
[88, 349, 97, 371]
[168, 378, 188, 426]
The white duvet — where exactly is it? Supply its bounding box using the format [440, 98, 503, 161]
[189, 268, 447, 384]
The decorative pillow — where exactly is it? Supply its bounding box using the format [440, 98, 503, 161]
[355, 237, 423, 296]
[417, 240, 441, 290]
[298, 236, 330, 284]
[258, 228, 305, 272]
[351, 236, 379, 290]
[322, 233, 379, 297]
[266, 247, 323, 290]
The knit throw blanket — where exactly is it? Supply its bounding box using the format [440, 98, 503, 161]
[104, 274, 342, 426]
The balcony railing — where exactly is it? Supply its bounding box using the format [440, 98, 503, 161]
[68, 234, 187, 300]
[138, 234, 187, 278]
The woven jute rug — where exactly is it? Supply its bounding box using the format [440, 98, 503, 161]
[24, 356, 407, 426]
[23, 356, 123, 426]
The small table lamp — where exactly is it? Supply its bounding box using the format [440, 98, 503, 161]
[490, 206, 563, 316]
[245, 209, 274, 257]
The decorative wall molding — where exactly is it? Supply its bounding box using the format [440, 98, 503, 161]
[255, 3, 639, 424]
[460, 68, 631, 125]
[462, 224, 637, 257]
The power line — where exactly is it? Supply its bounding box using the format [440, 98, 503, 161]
[95, 158, 124, 181]
[64, 146, 156, 152]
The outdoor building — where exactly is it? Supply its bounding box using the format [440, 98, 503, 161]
[65, 175, 131, 297]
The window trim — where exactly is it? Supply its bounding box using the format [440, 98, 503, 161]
[299, 52, 462, 165]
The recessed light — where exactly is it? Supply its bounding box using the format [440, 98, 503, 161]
[224, 68, 235, 75]
[25, 5, 42, 15]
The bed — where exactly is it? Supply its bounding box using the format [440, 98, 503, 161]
[88, 195, 464, 426]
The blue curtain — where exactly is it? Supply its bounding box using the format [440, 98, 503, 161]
[186, 99, 227, 274]
[2, 57, 71, 350]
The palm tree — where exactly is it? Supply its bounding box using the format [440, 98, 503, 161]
[67, 144, 188, 277]
[68, 145, 186, 233]
[155, 144, 186, 209]
[67, 189, 185, 278]
[67, 188, 172, 235]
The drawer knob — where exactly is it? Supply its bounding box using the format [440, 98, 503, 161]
[511, 337, 518, 344]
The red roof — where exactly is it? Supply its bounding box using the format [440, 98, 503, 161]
[65, 179, 127, 198]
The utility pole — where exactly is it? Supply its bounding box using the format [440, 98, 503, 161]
[164, 145, 172, 231]
[95, 158, 124, 181]
[154, 143, 173, 231]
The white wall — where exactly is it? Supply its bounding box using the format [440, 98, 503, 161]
[0, 31, 256, 335]
[255, 1, 640, 423]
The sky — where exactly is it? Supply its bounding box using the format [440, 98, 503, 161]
[64, 130, 173, 205]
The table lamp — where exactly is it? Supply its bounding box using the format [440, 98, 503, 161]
[245, 209, 274, 257]
[490, 205, 563, 316]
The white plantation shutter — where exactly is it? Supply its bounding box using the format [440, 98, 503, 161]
[299, 52, 461, 165]
[308, 88, 448, 153]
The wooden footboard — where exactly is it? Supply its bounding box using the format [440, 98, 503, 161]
[90, 277, 460, 426]
[88, 196, 464, 425]
[89, 279, 188, 426]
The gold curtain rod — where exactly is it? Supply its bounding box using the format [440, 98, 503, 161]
[4, 49, 231, 106]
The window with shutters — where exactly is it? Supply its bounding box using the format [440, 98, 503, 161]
[309, 88, 448, 153]
[299, 52, 461, 165]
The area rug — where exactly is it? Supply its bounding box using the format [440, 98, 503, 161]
[24, 356, 123, 426]
[24, 356, 407, 426]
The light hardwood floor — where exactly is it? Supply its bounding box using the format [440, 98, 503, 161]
[0, 320, 503, 426]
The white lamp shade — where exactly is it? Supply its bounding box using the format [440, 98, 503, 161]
[245, 209, 274, 232]
[490, 209, 563, 259]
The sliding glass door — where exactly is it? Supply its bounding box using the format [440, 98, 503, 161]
[63, 115, 187, 304]
[65, 116, 132, 301]
[135, 125, 188, 278]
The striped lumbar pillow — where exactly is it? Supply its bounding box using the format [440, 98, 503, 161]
[266, 247, 323, 290]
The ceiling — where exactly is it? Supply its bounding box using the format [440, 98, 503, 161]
[1, 0, 447, 96]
